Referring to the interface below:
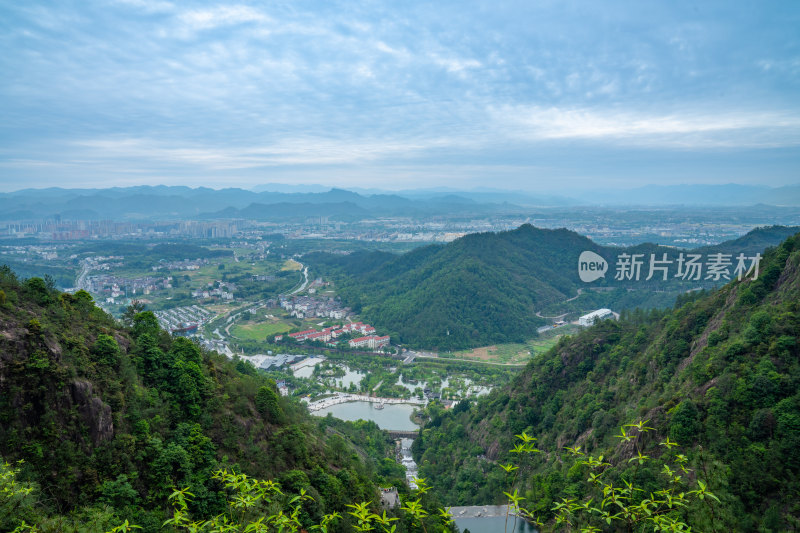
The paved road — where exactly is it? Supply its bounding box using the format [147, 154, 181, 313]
[223, 299, 272, 337]
[75, 261, 91, 290]
[289, 266, 309, 295]
[536, 289, 582, 318]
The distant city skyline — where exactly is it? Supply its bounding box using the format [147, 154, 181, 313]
[1, 1, 799, 192]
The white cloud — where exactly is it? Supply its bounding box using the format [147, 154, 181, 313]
[70, 136, 462, 170]
[113, 0, 175, 14]
[177, 5, 271, 34]
[431, 54, 482, 74]
[491, 105, 800, 148]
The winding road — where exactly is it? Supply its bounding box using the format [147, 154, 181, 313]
[289, 266, 309, 295]
[221, 263, 308, 339]
[536, 289, 583, 318]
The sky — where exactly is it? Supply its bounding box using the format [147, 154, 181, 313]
[0, 0, 799, 192]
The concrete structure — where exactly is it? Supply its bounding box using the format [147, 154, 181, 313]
[380, 488, 399, 509]
[578, 308, 614, 327]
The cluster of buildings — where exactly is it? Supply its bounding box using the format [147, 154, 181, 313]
[83, 255, 125, 271]
[199, 338, 232, 357]
[275, 322, 390, 351]
[0, 244, 71, 260]
[151, 258, 209, 271]
[191, 281, 235, 301]
[86, 273, 172, 303]
[279, 295, 349, 319]
[154, 305, 214, 336]
[174, 221, 238, 239]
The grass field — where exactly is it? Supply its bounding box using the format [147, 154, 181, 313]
[282, 259, 303, 271]
[231, 321, 292, 341]
[453, 325, 579, 364]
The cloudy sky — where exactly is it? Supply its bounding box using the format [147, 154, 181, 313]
[1, 0, 799, 192]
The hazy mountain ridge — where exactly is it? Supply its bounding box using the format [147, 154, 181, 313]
[0, 186, 503, 221]
[3, 184, 800, 221]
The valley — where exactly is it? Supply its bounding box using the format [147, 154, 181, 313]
[1, 197, 800, 532]
[3, 1, 800, 529]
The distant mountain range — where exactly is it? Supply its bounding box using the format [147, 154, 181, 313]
[307, 224, 800, 350]
[0, 186, 524, 221]
[1, 183, 799, 221]
[570, 183, 800, 206]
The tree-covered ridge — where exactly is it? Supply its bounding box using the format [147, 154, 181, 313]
[309, 225, 603, 350]
[0, 267, 391, 531]
[308, 224, 795, 351]
[413, 233, 800, 531]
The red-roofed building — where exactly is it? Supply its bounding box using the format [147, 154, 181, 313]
[288, 329, 318, 341]
[348, 335, 390, 350]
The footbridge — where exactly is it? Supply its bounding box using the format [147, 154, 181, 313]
[387, 429, 419, 439]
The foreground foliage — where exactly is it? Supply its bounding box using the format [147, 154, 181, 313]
[1, 461, 455, 533]
[0, 266, 394, 531]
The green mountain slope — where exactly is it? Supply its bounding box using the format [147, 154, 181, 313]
[413, 232, 800, 530]
[308, 224, 797, 350]
[0, 268, 391, 531]
[309, 226, 603, 350]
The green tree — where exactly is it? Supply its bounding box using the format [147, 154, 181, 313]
[256, 385, 283, 423]
[170, 337, 203, 365]
[99, 474, 139, 509]
[122, 300, 146, 327]
[0, 460, 40, 530]
[92, 334, 121, 367]
[24, 277, 52, 306]
[132, 311, 160, 339]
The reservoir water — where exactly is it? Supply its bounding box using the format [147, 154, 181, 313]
[312, 401, 419, 431]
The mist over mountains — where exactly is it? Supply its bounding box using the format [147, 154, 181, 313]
[2, 183, 800, 221]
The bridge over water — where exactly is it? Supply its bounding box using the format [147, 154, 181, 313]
[305, 392, 425, 412]
[387, 429, 419, 439]
[449, 505, 510, 518]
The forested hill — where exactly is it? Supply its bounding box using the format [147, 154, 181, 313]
[309, 225, 602, 350]
[0, 268, 387, 531]
[413, 231, 800, 530]
[307, 224, 798, 350]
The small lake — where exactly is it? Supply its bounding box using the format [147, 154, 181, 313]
[454, 516, 537, 533]
[397, 376, 449, 392]
[336, 367, 366, 388]
[312, 401, 419, 431]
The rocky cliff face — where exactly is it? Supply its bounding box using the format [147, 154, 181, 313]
[70, 380, 114, 445]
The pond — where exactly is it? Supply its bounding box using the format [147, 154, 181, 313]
[335, 367, 366, 388]
[312, 401, 419, 431]
[396, 375, 450, 392]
